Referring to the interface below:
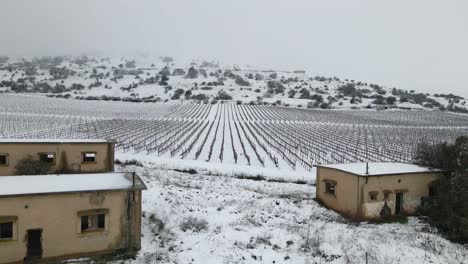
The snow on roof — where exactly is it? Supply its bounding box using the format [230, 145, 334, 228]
[0, 138, 116, 144]
[0, 172, 146, 197]
[315, 162, 442, 176]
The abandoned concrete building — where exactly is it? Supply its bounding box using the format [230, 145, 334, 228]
[315, 162, 445, 220]
[0, 139, 116, 176]
[0, 172, 147, 263]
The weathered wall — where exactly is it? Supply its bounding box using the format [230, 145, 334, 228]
[0, 190, 141, 264]
[360, 172, 442, 218]
[316, 167, 359, 218]
[0, 143, 114, 176]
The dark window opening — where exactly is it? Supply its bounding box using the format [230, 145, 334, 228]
[0, 222, 13, 240]
[325, 182, 336, 196]
[0, 154, 8, 165]
[82, 152, 96, 163]
[384, 192, 390, 200]
[369, 192, 378, 201]
[81, 214, 105, 232]
[98, 214, 105, 229]
[81, 216, 88, 231]
[429, 185, 436, 197]
[38, 153, 55, 163]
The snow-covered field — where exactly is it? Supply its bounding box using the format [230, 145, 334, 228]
[1, 56, 468, 263]
[1, 94, 468, 182]
[105, 163, 468, 264]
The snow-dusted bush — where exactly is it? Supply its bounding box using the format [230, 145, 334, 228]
[125, 60, 136, 68]
[215, 90, 233, 100]
[172, 68, 186, 76]
[186, 67, 199, 79]
[159, 66, 171, 76]
[179, 216, 208, 232]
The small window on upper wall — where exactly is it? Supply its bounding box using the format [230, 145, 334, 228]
[369, 192, 378, 201]
[38, 153, 55, 164]
[82, 152, 96, 163]
[0, 221, 13, 240]
[0, 154, 8, 166]
[325, 181, 336, 196]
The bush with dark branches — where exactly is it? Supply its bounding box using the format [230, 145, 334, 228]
[415, 136, 468, 243]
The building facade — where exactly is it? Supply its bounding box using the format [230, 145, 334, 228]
[315, 162, 444, 220]
[0, 139, 115, 176]
[0, 172, 146, 264]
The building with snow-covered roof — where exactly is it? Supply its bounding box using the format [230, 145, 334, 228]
[314, 162, 446, 220]
[0, 172, 146, 263]
[0, 139, 116, 176]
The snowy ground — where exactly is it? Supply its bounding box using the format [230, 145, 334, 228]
[88, 163, 468, 264]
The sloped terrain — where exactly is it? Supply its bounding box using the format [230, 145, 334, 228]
[0, 55, 467, 113]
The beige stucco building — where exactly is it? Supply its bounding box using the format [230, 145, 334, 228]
[0, 139, 115, 176]
[315, 162, 444, 220]
[0, 172, 146, 264]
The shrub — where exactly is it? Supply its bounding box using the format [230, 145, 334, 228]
[172, 68, 186, 76]
[337, 83, 360, 97]
[15, 155, 50, 175]
[386, 96, 397, 105]
[267, 80, 285, 94]
[319, 102, 331, 109]
[215, 91, 232, 100]
[234, 75, 251, 86]
[186, 67, 199, 79]
[159, 75, 169, 86]
[415, 136, 468, 243]
[171, 89, 185, 100]
[125, 60, 136, 68]
[179, 216, 208, 232]
[159, 66, 171, 76]
[191, 93, 208, 101]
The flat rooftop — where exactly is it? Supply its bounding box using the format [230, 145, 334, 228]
[0, 172, 146, 197]
[315, 162, 442, 176]
[0, 138, 116, 144]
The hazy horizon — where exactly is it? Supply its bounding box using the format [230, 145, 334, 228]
[1, 0, 467, 97]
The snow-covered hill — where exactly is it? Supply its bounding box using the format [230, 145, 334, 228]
[0, 55, 466, 113]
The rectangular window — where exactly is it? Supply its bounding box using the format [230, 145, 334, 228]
[82, 152, 96, 163]
[369, 192, 378, 201]
[325, 182, 336, 196]
[38, 153, 55, 164]
[0, 154, 8, 166]
[0, 222, 13, 240]
[384, 191, 391, 200]
[81, 213, 105, 232]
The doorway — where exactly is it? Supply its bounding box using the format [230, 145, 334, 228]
[395, 192, 404, 215]
[26, 229, 43, 260]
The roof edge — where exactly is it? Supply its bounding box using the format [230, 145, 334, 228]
[314, 164, 448, 177]
[0, 187, 146, 198]
[0, 139, 117, 144]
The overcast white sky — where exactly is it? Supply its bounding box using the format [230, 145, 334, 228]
[1, 0, 467, 97]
